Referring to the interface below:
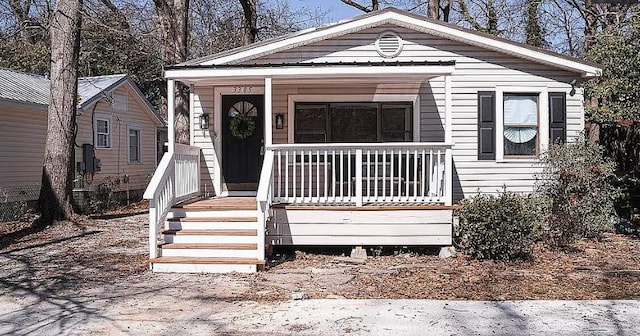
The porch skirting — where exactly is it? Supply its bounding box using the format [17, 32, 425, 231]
[267, 208, 453, 246]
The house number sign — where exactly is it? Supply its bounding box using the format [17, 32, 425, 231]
[233, 86, 253, 94]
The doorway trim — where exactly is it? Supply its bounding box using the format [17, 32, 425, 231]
[213, 86, 265, 196]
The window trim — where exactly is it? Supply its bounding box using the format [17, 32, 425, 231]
[495, 86, 549, 162]
[127, 125, 142, 164]
[94, 113, 112, 149]
[287, 94, 420, 143]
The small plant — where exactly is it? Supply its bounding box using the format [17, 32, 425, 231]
[456, 192, 547, 261]
[90, 176, 122, 213]
[535, 138, 617, 246]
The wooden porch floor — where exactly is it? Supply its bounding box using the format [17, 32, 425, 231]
[176, 196, 458, 211]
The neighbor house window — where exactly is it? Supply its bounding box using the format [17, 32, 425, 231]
[128, 127, 141, 163]
[95, 116, 111, 148]
[294, 102, 412, 143]
[503, 94, 538, 157]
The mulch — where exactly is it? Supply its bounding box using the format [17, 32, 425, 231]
[261, 233, 640, 300]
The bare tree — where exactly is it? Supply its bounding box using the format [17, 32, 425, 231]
[38, 0, 83, 221]
[339, 0, 380, 12]
[153, 0, 190, 144]
[239, 0, 257, 44]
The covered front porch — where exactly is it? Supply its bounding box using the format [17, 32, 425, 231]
[144, 61, 456, 271]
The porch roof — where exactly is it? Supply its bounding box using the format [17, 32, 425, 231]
[164, 61, 456, 85]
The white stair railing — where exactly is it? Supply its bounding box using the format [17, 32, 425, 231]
[144, 144, 201, 259]
[269, 142, 453, 206]
[256, 149, 274, 263]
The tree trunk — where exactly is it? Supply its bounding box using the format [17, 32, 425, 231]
[526, 0, 544, 47]
[154, 0, 190, 144]
[428, 0, 439, 20]
[239, 0, 258, 45]
[37, 0, 83, 221]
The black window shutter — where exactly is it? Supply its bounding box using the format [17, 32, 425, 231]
[549, 92, 567, 144]
[477, 91, 496, 160]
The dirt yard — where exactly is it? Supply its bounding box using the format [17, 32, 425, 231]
[1, 212, 639, 304]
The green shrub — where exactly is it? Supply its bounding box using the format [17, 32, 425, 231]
[535, 139, 617, 246]
[456, 192, 547, 260]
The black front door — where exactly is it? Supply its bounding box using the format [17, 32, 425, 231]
[222, 94, 264, 190]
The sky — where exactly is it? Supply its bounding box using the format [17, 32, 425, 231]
[286, 0, 366, 23]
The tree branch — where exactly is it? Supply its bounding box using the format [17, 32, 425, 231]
[339, 0, 372, 13]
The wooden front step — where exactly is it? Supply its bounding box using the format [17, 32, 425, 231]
[150, 257, 265, 265]
[162, 229, 257, 236]
[175, 197, 257, 211]
[167, 217, 258, 222]
[159, 243, 257, 250]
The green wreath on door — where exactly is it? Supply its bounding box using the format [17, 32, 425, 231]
[229, 101, 257, 139]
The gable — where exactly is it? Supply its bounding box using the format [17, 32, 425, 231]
[187, 9, 599, 77]
[80, 78, 163, 126]
[244, 25, 572, 78]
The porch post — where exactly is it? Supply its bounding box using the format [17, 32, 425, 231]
[444, 75, 453, 206]
[167, 79, 175, 153]
[264, 77, 273, 146]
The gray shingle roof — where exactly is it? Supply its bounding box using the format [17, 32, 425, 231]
[0, 68, 49, 106]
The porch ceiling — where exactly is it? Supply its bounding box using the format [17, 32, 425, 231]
[164, 61, 455, 85]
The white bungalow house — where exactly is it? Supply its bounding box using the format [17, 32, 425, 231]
[144, 8, 601, 273]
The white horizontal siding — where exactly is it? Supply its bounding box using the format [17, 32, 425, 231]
[187, 24, 586, 203]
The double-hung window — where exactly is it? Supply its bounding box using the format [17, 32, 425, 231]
[95, 115, 111, 148]
[128, 127, 141, 163]
[503, 94, 539, 157]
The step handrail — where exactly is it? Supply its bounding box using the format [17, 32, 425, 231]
[144, 152, 175, 259]
[256, 149, 275, 263]
[144, 144, 202, 260]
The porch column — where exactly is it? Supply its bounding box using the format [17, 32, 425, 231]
[444, 75, 453, 206]
[264, 77, 273, 146]
[167, 79, 175, 153]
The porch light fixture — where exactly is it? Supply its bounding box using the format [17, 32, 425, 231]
[200, 113, 210, 129]
[275, 113, 284, 129]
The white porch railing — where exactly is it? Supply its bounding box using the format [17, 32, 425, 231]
[256, 149, 274, 263]
[144, 143, 201, 259]
[268, 143, 453, 206]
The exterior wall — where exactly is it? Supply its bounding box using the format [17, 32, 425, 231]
[238, 25, 584, 202]
[0, 102, 48, 201]
[269, 209, 452, 245]
[74, 84, 159, 193]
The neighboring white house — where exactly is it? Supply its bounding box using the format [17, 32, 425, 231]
[0, 69, 164, 208]
[144, 8, 601, 273]
[0, 68, 49, 203]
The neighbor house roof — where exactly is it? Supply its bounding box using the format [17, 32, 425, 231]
[0, 68, 49, 107]
[0, 69, 163, 125]
[178, 7, 601, 77]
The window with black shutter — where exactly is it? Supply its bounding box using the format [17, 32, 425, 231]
[549, 92, 567, 144]
[477, 91, 496, 160]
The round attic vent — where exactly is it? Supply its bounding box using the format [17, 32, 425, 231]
[375, 31, 403, 58]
